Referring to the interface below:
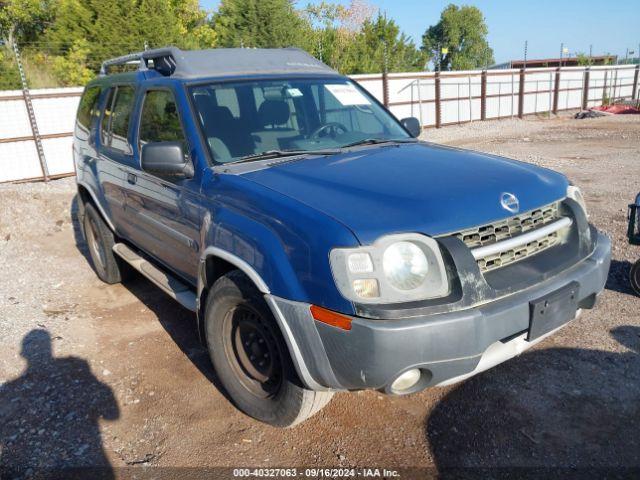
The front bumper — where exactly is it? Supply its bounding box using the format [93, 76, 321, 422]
[268, 232, 611, 393]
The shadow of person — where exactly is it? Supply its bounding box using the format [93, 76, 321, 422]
[425, 326, 640, 476]
[0, 329, 119, 479]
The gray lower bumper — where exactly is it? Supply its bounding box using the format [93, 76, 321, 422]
[268, 232, 611, 393]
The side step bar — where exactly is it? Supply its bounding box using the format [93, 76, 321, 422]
[112, 243, 197, 312]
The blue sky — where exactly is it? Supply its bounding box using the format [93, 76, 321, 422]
[200, 0, 640, 63]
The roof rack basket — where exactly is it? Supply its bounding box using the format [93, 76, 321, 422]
[99, 47, 179, 77]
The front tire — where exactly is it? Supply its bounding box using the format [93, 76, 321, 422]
[630, 259, 640, 296]
[205, 270, 333, 427]
[82, 203, 130, 284]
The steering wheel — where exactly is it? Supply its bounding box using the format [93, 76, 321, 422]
[310, 122, 348, 140]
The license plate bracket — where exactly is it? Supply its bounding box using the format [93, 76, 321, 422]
[528, 282, 579, 341]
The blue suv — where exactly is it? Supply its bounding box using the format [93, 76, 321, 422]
[74, 47, 611, 426]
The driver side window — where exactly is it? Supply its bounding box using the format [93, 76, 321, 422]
[139, 90, 186, 148]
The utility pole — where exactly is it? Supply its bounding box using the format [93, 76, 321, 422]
[589, 44, 593, 66]
[559, 43, 564, 67]
[523, 40, 528, 69]
[12, 41, 48, 182]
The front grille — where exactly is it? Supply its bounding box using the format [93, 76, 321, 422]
[452, 202, 565, 272]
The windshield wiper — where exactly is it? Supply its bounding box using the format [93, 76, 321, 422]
[232, 149, 340, 164]
[340, 138, 418, 149]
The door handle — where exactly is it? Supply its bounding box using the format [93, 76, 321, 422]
[127, 173, 137, 185]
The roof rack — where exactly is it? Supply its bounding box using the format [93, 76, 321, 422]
[99, 46, 337, 80]
[99, 47, 179, 77]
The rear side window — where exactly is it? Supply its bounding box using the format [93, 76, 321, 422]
[76, 86, 101, 130]
[101, 85, 135, 152]
[139, 90, 186, 146]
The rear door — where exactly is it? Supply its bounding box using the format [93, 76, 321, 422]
[125, 87, 201, 283]
[95, 85, 137, 234]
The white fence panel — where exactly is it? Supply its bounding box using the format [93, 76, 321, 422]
[0, 141, 42, 182]
[0, 66, 638, 183]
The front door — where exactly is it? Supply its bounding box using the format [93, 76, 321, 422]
[125, 87, 201, 284]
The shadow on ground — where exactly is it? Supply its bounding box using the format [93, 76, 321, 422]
[425, 326, 640, 475]
[70, 195, 231, 403]
[606, 259, 639, 298]
[0, 330, 118, 479]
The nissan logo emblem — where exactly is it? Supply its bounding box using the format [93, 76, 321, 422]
[500, 192, 520, 213]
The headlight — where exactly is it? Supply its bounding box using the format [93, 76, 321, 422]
[383, 241, 429, 290]
[567, 185, 588, 217]
[330, 233, 449, 304]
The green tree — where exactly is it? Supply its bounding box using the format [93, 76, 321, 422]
[213, 0, 308, 48]
[350, 13, 426, 74]
[422, 4, 494, 71]
[0, 0, 53, 45]
[39, 0, 216, 85]
[51, 38, 92, 85]
[303, 0, 373, 73]
[576, 52, 591, 66]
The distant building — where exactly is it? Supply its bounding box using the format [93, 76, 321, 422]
[489, 55, 618, 69]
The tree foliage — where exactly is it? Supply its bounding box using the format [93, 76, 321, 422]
[352, 13, 426, 74]
[0, 0, 494, 87]
[303, 3, 425, 74]
[422, 4, 494, 71]
[0, 0, 53, 45]
[0, 0, 217, 86]
[213, 0, 307, 49]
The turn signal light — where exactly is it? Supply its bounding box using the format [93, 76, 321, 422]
[310, 305, 352, 331]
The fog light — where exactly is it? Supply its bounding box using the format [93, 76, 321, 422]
[390, 368, 421, 393]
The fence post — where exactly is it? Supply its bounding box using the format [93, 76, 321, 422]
[602, 70, 608, 104]
[12, 41, 49, 182]
[552, 67, 561, 114]
[518, 68, 525, 119]
[382, 71, 389, 108]
[582, 67, 590, 109]
[633, 65, 640, 100]
[480, 70, 487, 121]
[435, 72, 442, 128]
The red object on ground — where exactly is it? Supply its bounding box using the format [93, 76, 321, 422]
[592, 104, 640, 114]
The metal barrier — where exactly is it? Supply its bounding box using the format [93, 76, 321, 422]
[1, 62, 639, 183]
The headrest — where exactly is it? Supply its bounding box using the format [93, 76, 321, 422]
[258, 100, 290, 127]
[194, 94, 234, 126]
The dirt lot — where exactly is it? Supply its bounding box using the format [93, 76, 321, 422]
[1, 114, 639, 478]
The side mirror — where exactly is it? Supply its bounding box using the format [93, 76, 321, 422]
[401, 117, 421, 138]
[141, 141, 193, 178]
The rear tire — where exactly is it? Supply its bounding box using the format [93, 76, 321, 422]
[630, 259, 640, 296]
[205, 270, 333, 427]
[82, 203, 130, 284]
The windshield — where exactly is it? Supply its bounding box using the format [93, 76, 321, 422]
[189, 78, 410, 164]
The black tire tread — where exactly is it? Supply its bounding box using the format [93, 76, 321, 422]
[630, 259, 640, 296]
[82, 202, 130, 284]
[205, 270, 333, 427]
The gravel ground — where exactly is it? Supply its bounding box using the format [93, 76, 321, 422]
[0, 113, 639, 478]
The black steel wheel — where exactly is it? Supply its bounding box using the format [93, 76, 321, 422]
[223, 304, 284, 398]
[205, 270, 333, 427]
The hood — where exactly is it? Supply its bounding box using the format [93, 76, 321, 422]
[241, 143, 568, 245]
